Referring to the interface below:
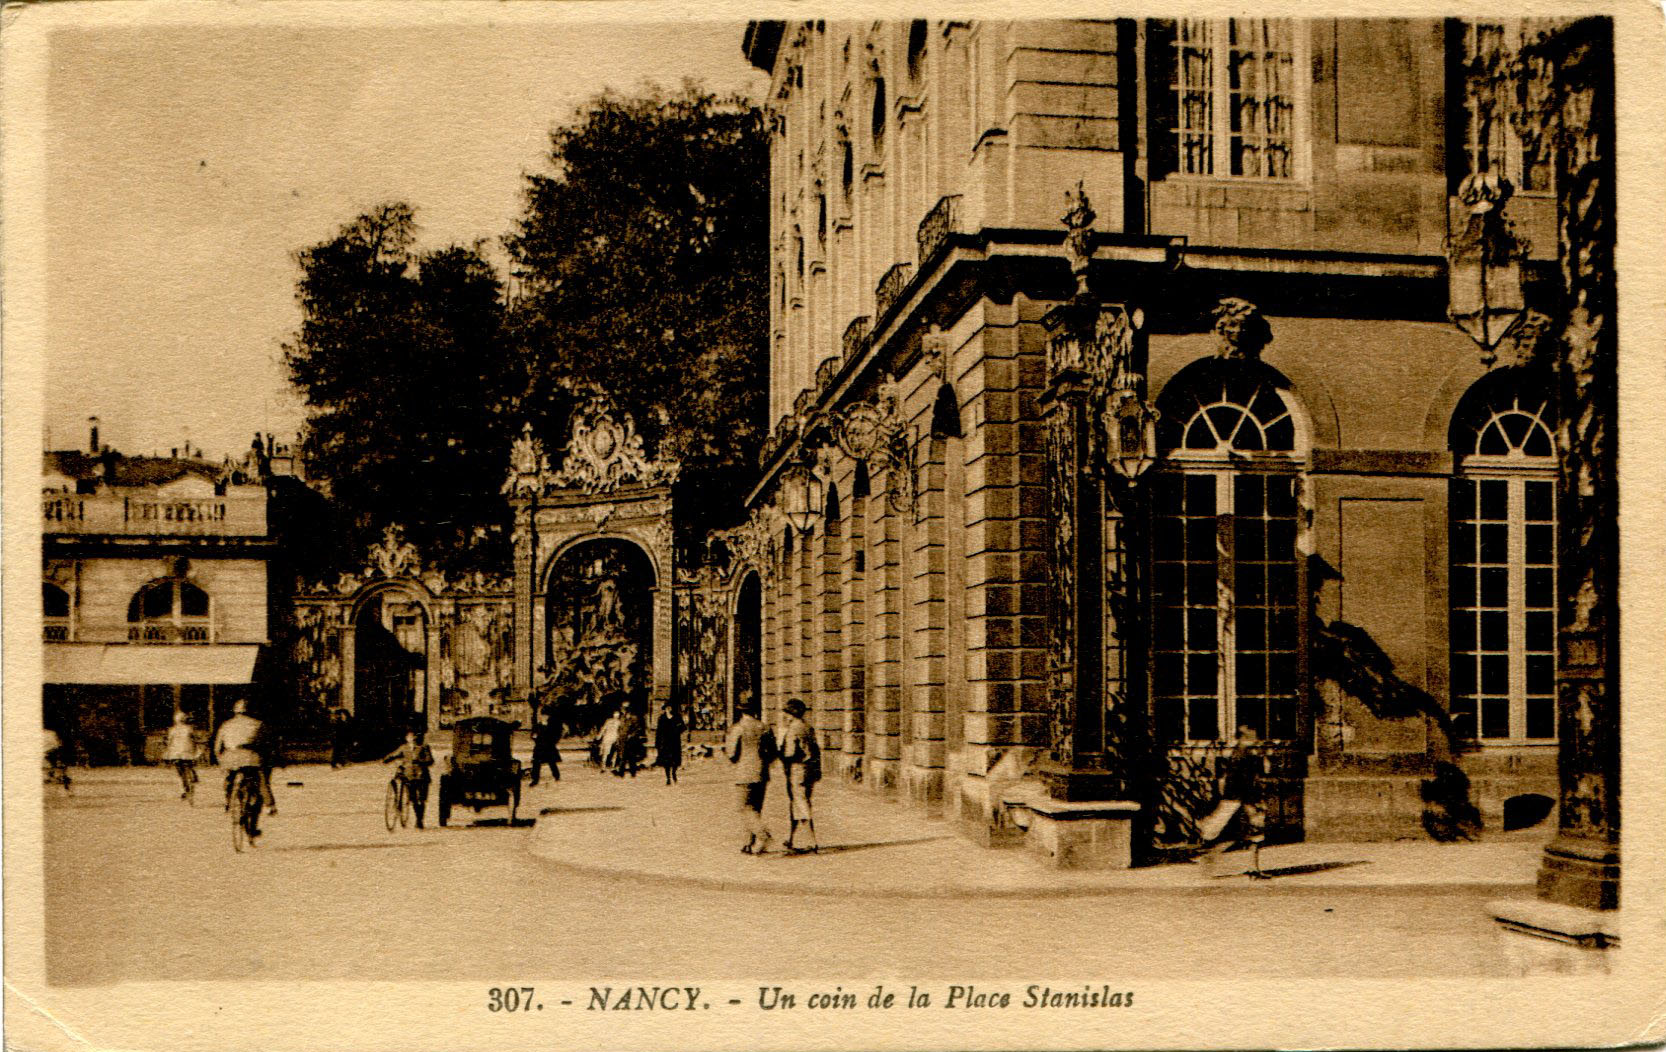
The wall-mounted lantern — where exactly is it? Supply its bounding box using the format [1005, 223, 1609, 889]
[778, 461, 823, 535]
[1102, 388, 1160, 482]
[1447, 171, 1527, 353]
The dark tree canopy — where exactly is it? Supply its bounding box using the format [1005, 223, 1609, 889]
[283, 203, 518, 578]
[506, 83, 769, 554]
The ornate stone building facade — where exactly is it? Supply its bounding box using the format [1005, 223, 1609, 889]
[737, 17, 1613, 878]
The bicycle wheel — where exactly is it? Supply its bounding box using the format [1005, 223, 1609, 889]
[398, 779, 411, 828]
[231, 777, 249, 853]
[384, 777, 401, 832]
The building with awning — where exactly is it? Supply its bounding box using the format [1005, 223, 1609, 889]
[42, 426, 285, 764]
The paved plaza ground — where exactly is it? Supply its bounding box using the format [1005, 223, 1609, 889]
[39, 749, 1602, 987]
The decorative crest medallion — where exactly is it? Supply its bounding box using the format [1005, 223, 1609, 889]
[550, 395, 680, 495]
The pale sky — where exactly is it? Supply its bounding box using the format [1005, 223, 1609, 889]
[41, 17, 765, 460]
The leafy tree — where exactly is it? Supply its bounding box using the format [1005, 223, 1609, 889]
[283, 203, 518, 578]
[506, 83, 769, 556]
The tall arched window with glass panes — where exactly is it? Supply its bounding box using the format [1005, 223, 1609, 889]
[1150, 360, 1309, 745]
[1448, 368, 1558, 743]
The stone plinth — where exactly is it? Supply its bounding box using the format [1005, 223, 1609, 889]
[1004, 790, 1139, 869]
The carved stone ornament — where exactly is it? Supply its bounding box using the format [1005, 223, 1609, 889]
[1212, 298, 1273, 361]
[366, 525, 422, 579]
[1486, 308, 1557, 369]
[502, 422, 552, 496]
[550, 398, 680, 495]
[1061, 182, 1097, 297]
[713, 513, 779, 585]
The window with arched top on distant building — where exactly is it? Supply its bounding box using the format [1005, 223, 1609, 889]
[1448, 367, 1559, 743]
[1151, 359, 1310, 744]
[44, 582, 71, 641]
[127, 578, 212, 644]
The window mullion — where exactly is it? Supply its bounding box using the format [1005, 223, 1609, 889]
[1507, 479, 1527, 741]
[1213, 22, 1230, 178]
[1216, 471, 1235, 738]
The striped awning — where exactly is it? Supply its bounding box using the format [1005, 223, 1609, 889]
[44, 644, 261, 685]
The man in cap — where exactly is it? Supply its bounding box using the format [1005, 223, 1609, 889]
[778, 698, 820, 854]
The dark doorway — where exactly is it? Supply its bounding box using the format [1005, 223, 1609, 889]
[732, 571, 762, 723]
[353, 590, 429, 754]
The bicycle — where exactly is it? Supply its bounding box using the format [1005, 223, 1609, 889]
[229, 768, 261, 852]
[384, 771, 413, 831]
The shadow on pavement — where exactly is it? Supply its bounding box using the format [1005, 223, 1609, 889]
[447, 817, 537, 829]
[762, 836, 949, 858]
[268, 840, 447, 853]
[537, 806, 624, 816]
[1212, 860, 1371, 879]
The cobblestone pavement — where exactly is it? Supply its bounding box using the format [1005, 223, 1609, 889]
[39, 757, 1578, 986]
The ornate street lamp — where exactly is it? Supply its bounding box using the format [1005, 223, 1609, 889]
[1447, 171, 1527, 353]
[778, 461, 822, 535]
[1101, 387, 1160, 483]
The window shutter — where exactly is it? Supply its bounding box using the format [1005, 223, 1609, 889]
[1146, 20, 1179, 181]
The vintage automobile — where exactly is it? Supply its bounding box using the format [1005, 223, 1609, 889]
[437, 716, 522, 826]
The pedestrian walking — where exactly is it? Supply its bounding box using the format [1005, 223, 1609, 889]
[598, 708, 622, 776]
[778, 698, 821, 854]
[382, 729, 436, 828]
[329, 707, 353, 768]
[617, 706, 645, 778]
[654, 701, 685, 785]
[1196, 724, 1268, 877]
[725, 698, 775, 854]
[162, 711, 200, 800]
[529, 706, 563, 786]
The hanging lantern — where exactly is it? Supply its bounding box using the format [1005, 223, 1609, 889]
[778, 462, 822, 535]
[1447, 171, 1526, 353]
[1102, 388, 1160, 482]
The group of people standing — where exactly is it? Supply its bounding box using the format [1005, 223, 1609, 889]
[724, 697, 820, 855]
[592, 700, 686, 784]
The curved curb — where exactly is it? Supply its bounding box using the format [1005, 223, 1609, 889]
[522, 836, 1533, 902]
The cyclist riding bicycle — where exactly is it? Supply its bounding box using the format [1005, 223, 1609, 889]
[214, 700, 267, 839]
[162, 711, 200, 800]
[382, 729, 435, 828]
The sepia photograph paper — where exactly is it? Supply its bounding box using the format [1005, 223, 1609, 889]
[4, 1, 1664, 1050]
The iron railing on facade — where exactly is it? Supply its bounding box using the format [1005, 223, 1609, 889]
[916, 194, 962, 266]
[126, 622, 212, 644]
[875, 262, 914, 321]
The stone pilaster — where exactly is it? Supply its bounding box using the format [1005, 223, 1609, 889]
[1539, 17, 1619, 912]
[866, 465, 905, 793]
[841, 491, 868, 778]
[818, 511, 845, 754]
[905, 433, 948, 807]
[1036, 362, 1113, 799]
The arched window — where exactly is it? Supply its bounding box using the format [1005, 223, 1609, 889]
[127, 579, 211, 643]
[1151, 360, 1308, 744]
[1448, 368, 1558, 742]
[840, 139, 854, 201]
[44, 582, 71, 641]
